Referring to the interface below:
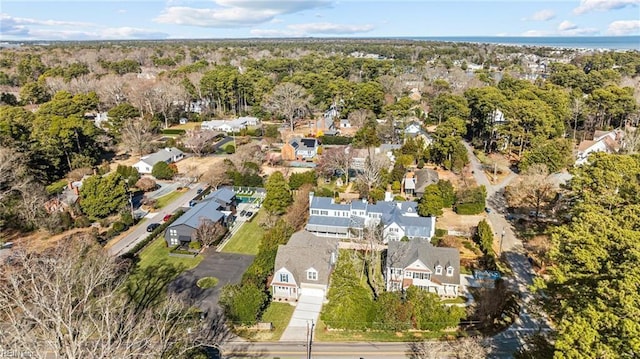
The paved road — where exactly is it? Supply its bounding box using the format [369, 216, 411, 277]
[107, 185, 204, 257]
[463, 141, 552, 358]
[222, 340, 518, 359]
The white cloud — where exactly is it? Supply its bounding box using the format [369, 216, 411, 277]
[251, 21, 374, 37]
[154, 0, 332, 28]
[250, 29, 300, 37]
[0, 13, 168, 40]
[522, 30, 552, 37]
[117, 9, 127, 14]
[607, 20, 640, 35]
[524, 9, 556, 21]
[573, 0, 640, 15]
[287, 22, 374, 34]
[557, 20, 599, 35]
[558, 20, 577, 31]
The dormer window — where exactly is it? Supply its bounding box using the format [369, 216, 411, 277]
[307, 269, 318, 280]
[446, 266, 454, 276]
[279, 273, 289, 282]
[435, 265, 443, 275]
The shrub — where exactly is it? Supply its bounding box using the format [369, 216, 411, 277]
[112, 221, 127, 233]
[74, 216, 91, 228]
[152, 161, 176, 180]
[435, 228, 447, 237]
[454, 185, 486, 215]
[189, 241, 202, 250]
[46, 179, 68, 195]
[225, 145, 235, 154]
[162, 129, 186, 135]
[319, 136, 352, 145]
[196, 277, 219, 289]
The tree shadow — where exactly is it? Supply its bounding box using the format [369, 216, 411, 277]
[124, 260, 186, 313]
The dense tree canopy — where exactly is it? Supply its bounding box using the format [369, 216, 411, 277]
[543, 154, 640, 358]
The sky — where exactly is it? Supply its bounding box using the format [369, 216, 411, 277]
[1, 0, 639, 41]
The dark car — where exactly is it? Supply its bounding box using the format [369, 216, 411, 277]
[240, 210, 247, 216]
[197, 188, 204, 194]
[246, 211, 253, 217]
[146, 223, 161, 232]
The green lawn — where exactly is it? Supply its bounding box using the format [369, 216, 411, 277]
[259, 302, 296, 340]
[442, 296, 467, 304]
[137, 236, 203, 270]
[314, 318, 451, 342]
[155, 191, 184, 209]
[221, 211, 265, 255]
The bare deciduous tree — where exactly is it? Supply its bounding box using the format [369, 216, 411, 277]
[505, 163, 557, 217]
[408, 337, 491, 359]
[202, 164, 230, 190]
[120, 117, 155, 156]
[356, 154, 389, 197]
[317, 146, 354, 183]
[348, 109, 374, 128]
[182, 129, 217, 157]
[263, 82, 311, 131]
[135, 177, 157, 192]
[96, 74, 128, 108]
[0, 237, 231, 359]
[193, 219, 227, 248]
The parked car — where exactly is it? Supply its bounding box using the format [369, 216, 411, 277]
[163, 214, 172, 222]
[1, 242, 14, 249]
[146, 223, 161, 232]
[240, 210, 247, 216]
[484, 207, 491, 213]
[197, 188, 204, 194]
[246, 211, 254, 217]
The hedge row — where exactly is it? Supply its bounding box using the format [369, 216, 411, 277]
[124, 209, 185, 256]
[319, 136, 352, 145]
[162, 129, 187, 135]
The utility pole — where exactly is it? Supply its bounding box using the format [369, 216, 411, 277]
[500, 228, 505, 256]
[307, 320, 315, 359]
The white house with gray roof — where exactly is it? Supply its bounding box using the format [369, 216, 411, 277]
[270, 231, 339, 301]
[133, 147, 184, 174]
[385, 239, 460, 297]
[305, 192, 435, 243]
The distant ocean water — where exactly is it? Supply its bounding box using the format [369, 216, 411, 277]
[407, 36, 640, 50]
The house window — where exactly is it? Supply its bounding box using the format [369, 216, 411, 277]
[279, 273, 289, 282]
[169, 229, 177, 237]
[311, 210, 319, 215]
[307, 270, 318, 281]
[392, 268, 403, 276]
[389, 227, 399, 233]
[412, 272, 430, 280]
[435, 266, 443, 275]
[446, 267, 454, 276]
[320, 210, 328, 216]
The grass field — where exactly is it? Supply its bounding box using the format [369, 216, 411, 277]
[314, 318, 450, 342]
[257, 302, 296, 341]
[221, 211, 265, 255]
[155, 191, 183, 208]
[137, 236, 203, 270]
[172, 122, 202, 130]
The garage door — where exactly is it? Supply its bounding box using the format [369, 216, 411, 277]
[300, 287, 324, 297]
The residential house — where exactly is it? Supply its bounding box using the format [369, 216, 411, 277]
[164, 188, 237, 246]
[305, 192, 435, 243]
[350, 144, 400, 172]
[401, 171, 417, 196]
[339, 119, 351, 128]
[404, 122, 423, 136]
[413, 169, 439, 197]
[575, 129, 624, 165]
[201, 116, 260, 133]
[385, 239, 460, 297]
[133, 147, 184, 174]
[281, 137, 320, 161]
[315, 116, 338, 136]
[270, 231, 339, 301]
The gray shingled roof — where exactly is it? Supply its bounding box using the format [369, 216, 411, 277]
[387, 239, 460, 285]
[140, 147, 183, 166]
[205, 187, 235, 204]
[170, 200, 224, 229]
[274, 231, 339, 286]
[310, 196, 350, 211]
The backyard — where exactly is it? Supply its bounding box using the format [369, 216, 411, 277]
[137, 236, 203, 270]
[220, 211, 266, 255]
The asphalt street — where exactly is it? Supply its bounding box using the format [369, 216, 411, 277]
[107, 184, 203, 256]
